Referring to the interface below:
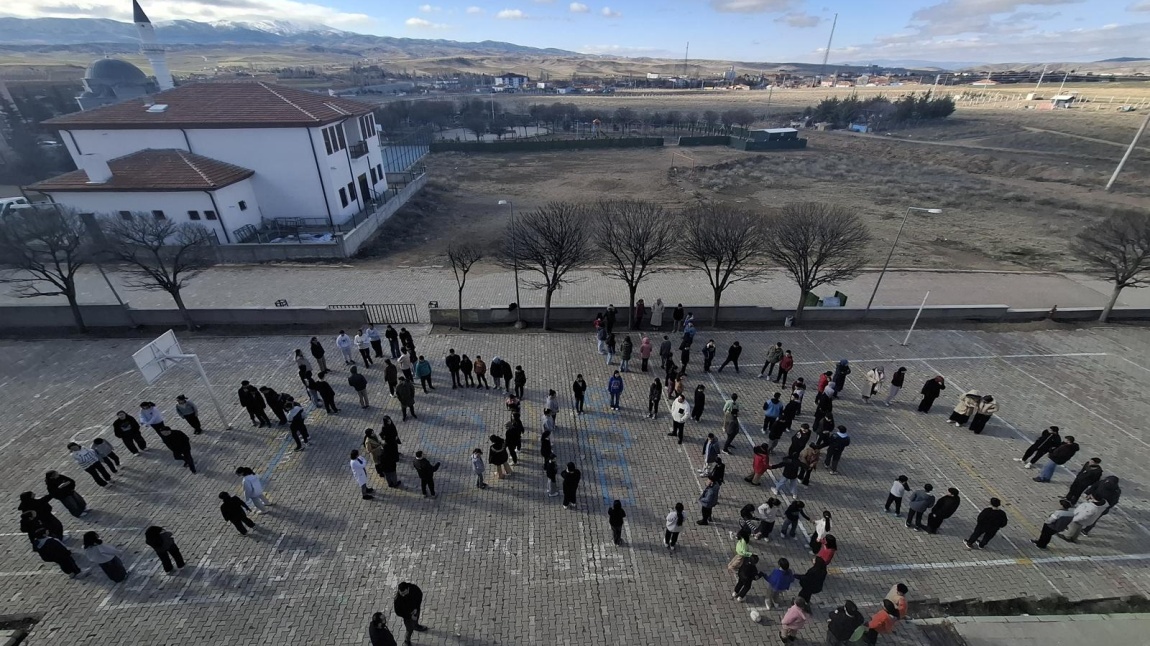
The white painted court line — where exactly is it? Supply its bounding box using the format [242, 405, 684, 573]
[1117, 356, 1150, 374]
[791, 352, 1107, 367]
[834, 552, 1150, 575]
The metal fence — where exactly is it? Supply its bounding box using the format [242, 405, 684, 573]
[326, 303, 420, 324]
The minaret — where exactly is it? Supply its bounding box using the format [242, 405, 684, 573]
[133, 0, 173, 90]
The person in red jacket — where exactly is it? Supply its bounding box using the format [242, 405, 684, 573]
[775, 351, 795, 387]
[744, 443, 771, 485]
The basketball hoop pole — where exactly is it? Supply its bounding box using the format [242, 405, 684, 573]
[172, 352, 233, 430]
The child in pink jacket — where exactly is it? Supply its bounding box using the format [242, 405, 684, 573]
[779, 596, 812, 642]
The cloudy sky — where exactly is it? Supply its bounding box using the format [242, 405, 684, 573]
[2, 0, 1146, 63]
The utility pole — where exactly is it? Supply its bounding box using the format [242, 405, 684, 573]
[683, 41, 689, 79]
[1057, 70, 1071, 94]
[1106, 110, 1150, 192]
[820, 13, 838, 80]
[1034, 64, 1048, 91]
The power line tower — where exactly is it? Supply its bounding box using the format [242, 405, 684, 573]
[820, 13, 838, 82]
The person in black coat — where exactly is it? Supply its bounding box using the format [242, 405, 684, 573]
[310, 337, 329, 373]
[238, 381, 270, 427]
[144, 525, 185, 573]
[1019, 426, 1061, 467]
[717, 341, 742, 373]
[384, 326, 400, 359]
[412, 451, 441, 498]
[380, 438, 402, 488]
[561, 462, 582, 509]
[926, 487, 960, 534]
[260, 386, 287, 425]
[33, 529, 84, 578]
[781, 394, 801, 430]
[394, 581, 428, 643]
[964, 497, 1008, 549]
[504, 413, 524, 465]
[823, 426, 851, 473]
[826, 600, 866, 645]
[18, 492, 64, 539]
[1065, 458, 1103, 504]
[368, 612, 398, 646]
[917, 376, 946, 413]
[311, 374, 338, 413]
[796, 556, 828, 602]
[157, 427, 196, 473]
[112, 410, 147, 454]
[219, 492, 256, 535]
[445, 349, 462, 389]
[397, 328, 415, 354]
[692, 384, 706, 422]
[786, 424, 812, 460]
[45, 471, 86, 517]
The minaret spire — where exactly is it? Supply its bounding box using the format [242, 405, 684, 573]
[134, 0, 174, 90]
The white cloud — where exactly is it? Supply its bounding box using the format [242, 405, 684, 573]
[465, 5, 483, 13]
[496, 8, 526, 18]
[710, 0, 797, 14]
[404, 16, 447, 28]
[418, 4, 441, 12]
[601, 6, 620, 17]
[908, 0, 1081, 37]
[532, 0, 555, 3]
[569, 2, 589, 12]
[0, 0, 376, 30]
[776, 12, 820, 27]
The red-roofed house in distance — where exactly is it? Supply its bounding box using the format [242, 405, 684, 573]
[32, 81, 412, 251]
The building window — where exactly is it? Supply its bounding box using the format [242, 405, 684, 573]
[152, 210, 166, 220]
[339, 188, 348, 208]
[322, 124, 347, 155]
[204, 210, 218, 220]
[347, 181, 357, 202]
[238, 200, 247, 211]
[187, 210, 201, 220]
[118, 210, 133, 220]
[376, 164, 383, 180]
[370, 167, 377, 184]
[359, 113, 376, 138]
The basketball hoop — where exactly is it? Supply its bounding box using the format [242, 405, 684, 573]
[133, 330, 233, 430]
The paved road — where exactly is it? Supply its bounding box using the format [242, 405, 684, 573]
[1, 326, 1148, 644]
[0, 265, 1138, 318]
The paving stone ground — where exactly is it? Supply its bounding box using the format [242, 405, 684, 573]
[1, 325, 1147, 645]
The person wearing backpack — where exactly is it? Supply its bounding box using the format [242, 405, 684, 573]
[825, 600, 865, 645]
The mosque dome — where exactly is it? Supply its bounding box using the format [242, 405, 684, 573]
[85, 58, 149, 84]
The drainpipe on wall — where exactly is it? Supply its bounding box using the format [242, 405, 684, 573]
[204, 191, 231, 243]
[306, 127, 335, 230]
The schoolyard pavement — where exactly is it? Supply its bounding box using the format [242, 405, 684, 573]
[1, 325, 1147, 645]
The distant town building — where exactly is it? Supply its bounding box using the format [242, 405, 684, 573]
[494, 73, 529, 88]
[33, 82, 387, 244]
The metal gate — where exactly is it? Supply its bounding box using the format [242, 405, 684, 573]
[326, 303, 419, 324]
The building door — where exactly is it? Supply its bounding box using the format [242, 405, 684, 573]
[358, 173, 370, 205]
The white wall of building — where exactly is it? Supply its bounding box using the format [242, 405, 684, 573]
[63, 128, 187, 162]
[210, 179, 262, 242]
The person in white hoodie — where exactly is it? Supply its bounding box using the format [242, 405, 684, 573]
[1060, 497, 1107, 542]
[668, 393, 691, 445]
[235, 467, 271, 513]
[664, 502, 685, 551]
[354, 329, 373, 368]
[350, 450, 374, 500]
[335, 330, 354, 365]
[862, 367, 885, 402]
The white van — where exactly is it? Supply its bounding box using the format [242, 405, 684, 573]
[0, 196, 32, 217]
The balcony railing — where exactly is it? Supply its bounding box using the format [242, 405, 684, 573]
[348, 140, 369, 159]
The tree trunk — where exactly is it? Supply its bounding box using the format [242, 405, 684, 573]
[793, 291, 809, 324]
[1099, 284, 1123, 323]
[543, 289, 554, 330]
[457, 286, 465, 331]
[627, 284, 637, 330]
[712, 288, 722, 326]
[66, 290, 87, 333]
[172, 289, 194, 332]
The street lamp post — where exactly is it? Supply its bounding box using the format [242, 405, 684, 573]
[498, 199, 522, 326]
[864, 206, 942, 316]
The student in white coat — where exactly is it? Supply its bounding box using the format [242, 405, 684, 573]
[350, 450, 374, 500]
[336, 330, 355, 365]
[649, 298, 666, 330]
[236, 467, 272, 513]
[354, 329, 373, 368]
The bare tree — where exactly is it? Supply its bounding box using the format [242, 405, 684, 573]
[102, 215, 216, 331]
[446, 240, 483, 330]
[1072, 209, 1150, 322]
[500, 202, 593, 330]
[592, 199, 677, 329]
[679, 202, 770, 325]
[0, 206, 97, 332]
[762, 202, 871, 324]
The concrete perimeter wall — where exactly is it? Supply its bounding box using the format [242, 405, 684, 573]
[341, 174, 428, 257]
[0, 305, 366, 331]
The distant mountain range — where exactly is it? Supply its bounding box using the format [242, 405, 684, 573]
[0, 16, 578, 57]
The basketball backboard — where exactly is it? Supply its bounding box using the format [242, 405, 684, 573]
[132, 329, 183, 385]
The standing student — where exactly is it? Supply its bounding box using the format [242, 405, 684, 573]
[68, 442, 111, 487]
[82, 531, 127, 583]
[489, 435, 511, 480]
[91, 438, 120, 474]
[780, 500, 810, 539]
[786, 424, 811, 460]
[650, 298, 665, 330]
[733, 554, 761, 602]
[826, 600, 866, 645]
[19, 492, 65, 539]
[727, 526, 755, 574]
[444, 349, 462, 389]
[1019, 426, 1061, 467]
[678, 338, 691, 375]
[633, 299, 645, 331]
[664, 503, 685, 551]
[368, 612, 398, 646]
[112, 410, 147, 454]
[607, 371, 624, 411]
[398, 351, 414, 383]
[384, 326, 400, 359]
[762, 393, 782, 434]
[312, 373, 338, 413]
[350, 450, 374, 500]
[926, 488, 960, 534]
[884, 367, 907, 406]
[504, 413, 524, 466]
[471, 449, 487, 489]
[764, 557, 795, 609]
[759, 342, 785, 379]
[413, 451, 441, 498]
[798, 442, 822, 486]
[699, 433, 721, 476]
[1060, 496, 1109, 542]
[309, 337, 329, 373]
[596, 323, 608, 355]
[831, 359, 851, 395]
[286, 400, 310, 451]
[355, 329, 373, 367]
[175, 395, 204, 434]
[671, 304, 685, 332]
[770, 456, 802, 497]
[862, 599, 901, 645]
[32, 529, 86, 578]
[459, 354, 474, 387]
[755, 498, 783, 541]
[45, 472, 86, 518]
[697, 478, 720, 525]
[608, 500, 627, 545]
[658, 336, 673, 370]
[948, 390, 981, 426]
[396, 377, 417, 421]
[605, 304, 617, 334]
[620, 336, 633, 372]
[383, 359, 399, 397]
[366, 324, 384, 358]
[513, 365, 528, 398]
[348, 367, 370, 409]
[810, 510, 832, 555]
[144, 525, 185, 574]
[779, 597, 812, 643]
[717, 341, 742, 373]
[692, 384, 706, 422]
[572, 374, 588, 415]
[774, 351, 794, 387]
[721, 394, 740, 453]
[745, 443, 771, 485]
[1033, 436, 1080, 483]
[646, 378, 663, 419]
[157, 427, 196, 473]
[968, 395, 998, 433]
[917, 376, 946, 413]
[964, 497, 1009, 549]
[336, 330, 354, 365]
[219, 492, 256, 536]
[639, 336, 653, 372]
[1064, 458, 1103, 505]
[662, 394, 689, 445]
[260, 386, 288, 425]
[238, 381, 271, 427]
[824, 426, 851, 474]
[605, 333, 617, 365]
[905, 484, 935, 531]
[796, 556, 828, 603]
[237, 467, 271, 512]
[139, 401, 171, 434]
[364, 429, 387, 478]
[561, 462, 582, 510]
[397, 327, 415, 355]
[414, 356, 435, 393]
[1032, 499, 1074, 549]
[393, 582, 428, 644]
[543, 456, 559, 497]
[862, 367, 885, 402]
[380, 433, 403, 489]
[884, 476, 910, 517]
[540, 429, 554, 462]
[699, 339, 715, 373]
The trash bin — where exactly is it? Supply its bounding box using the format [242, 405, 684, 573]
[784, 316, 794, 328]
